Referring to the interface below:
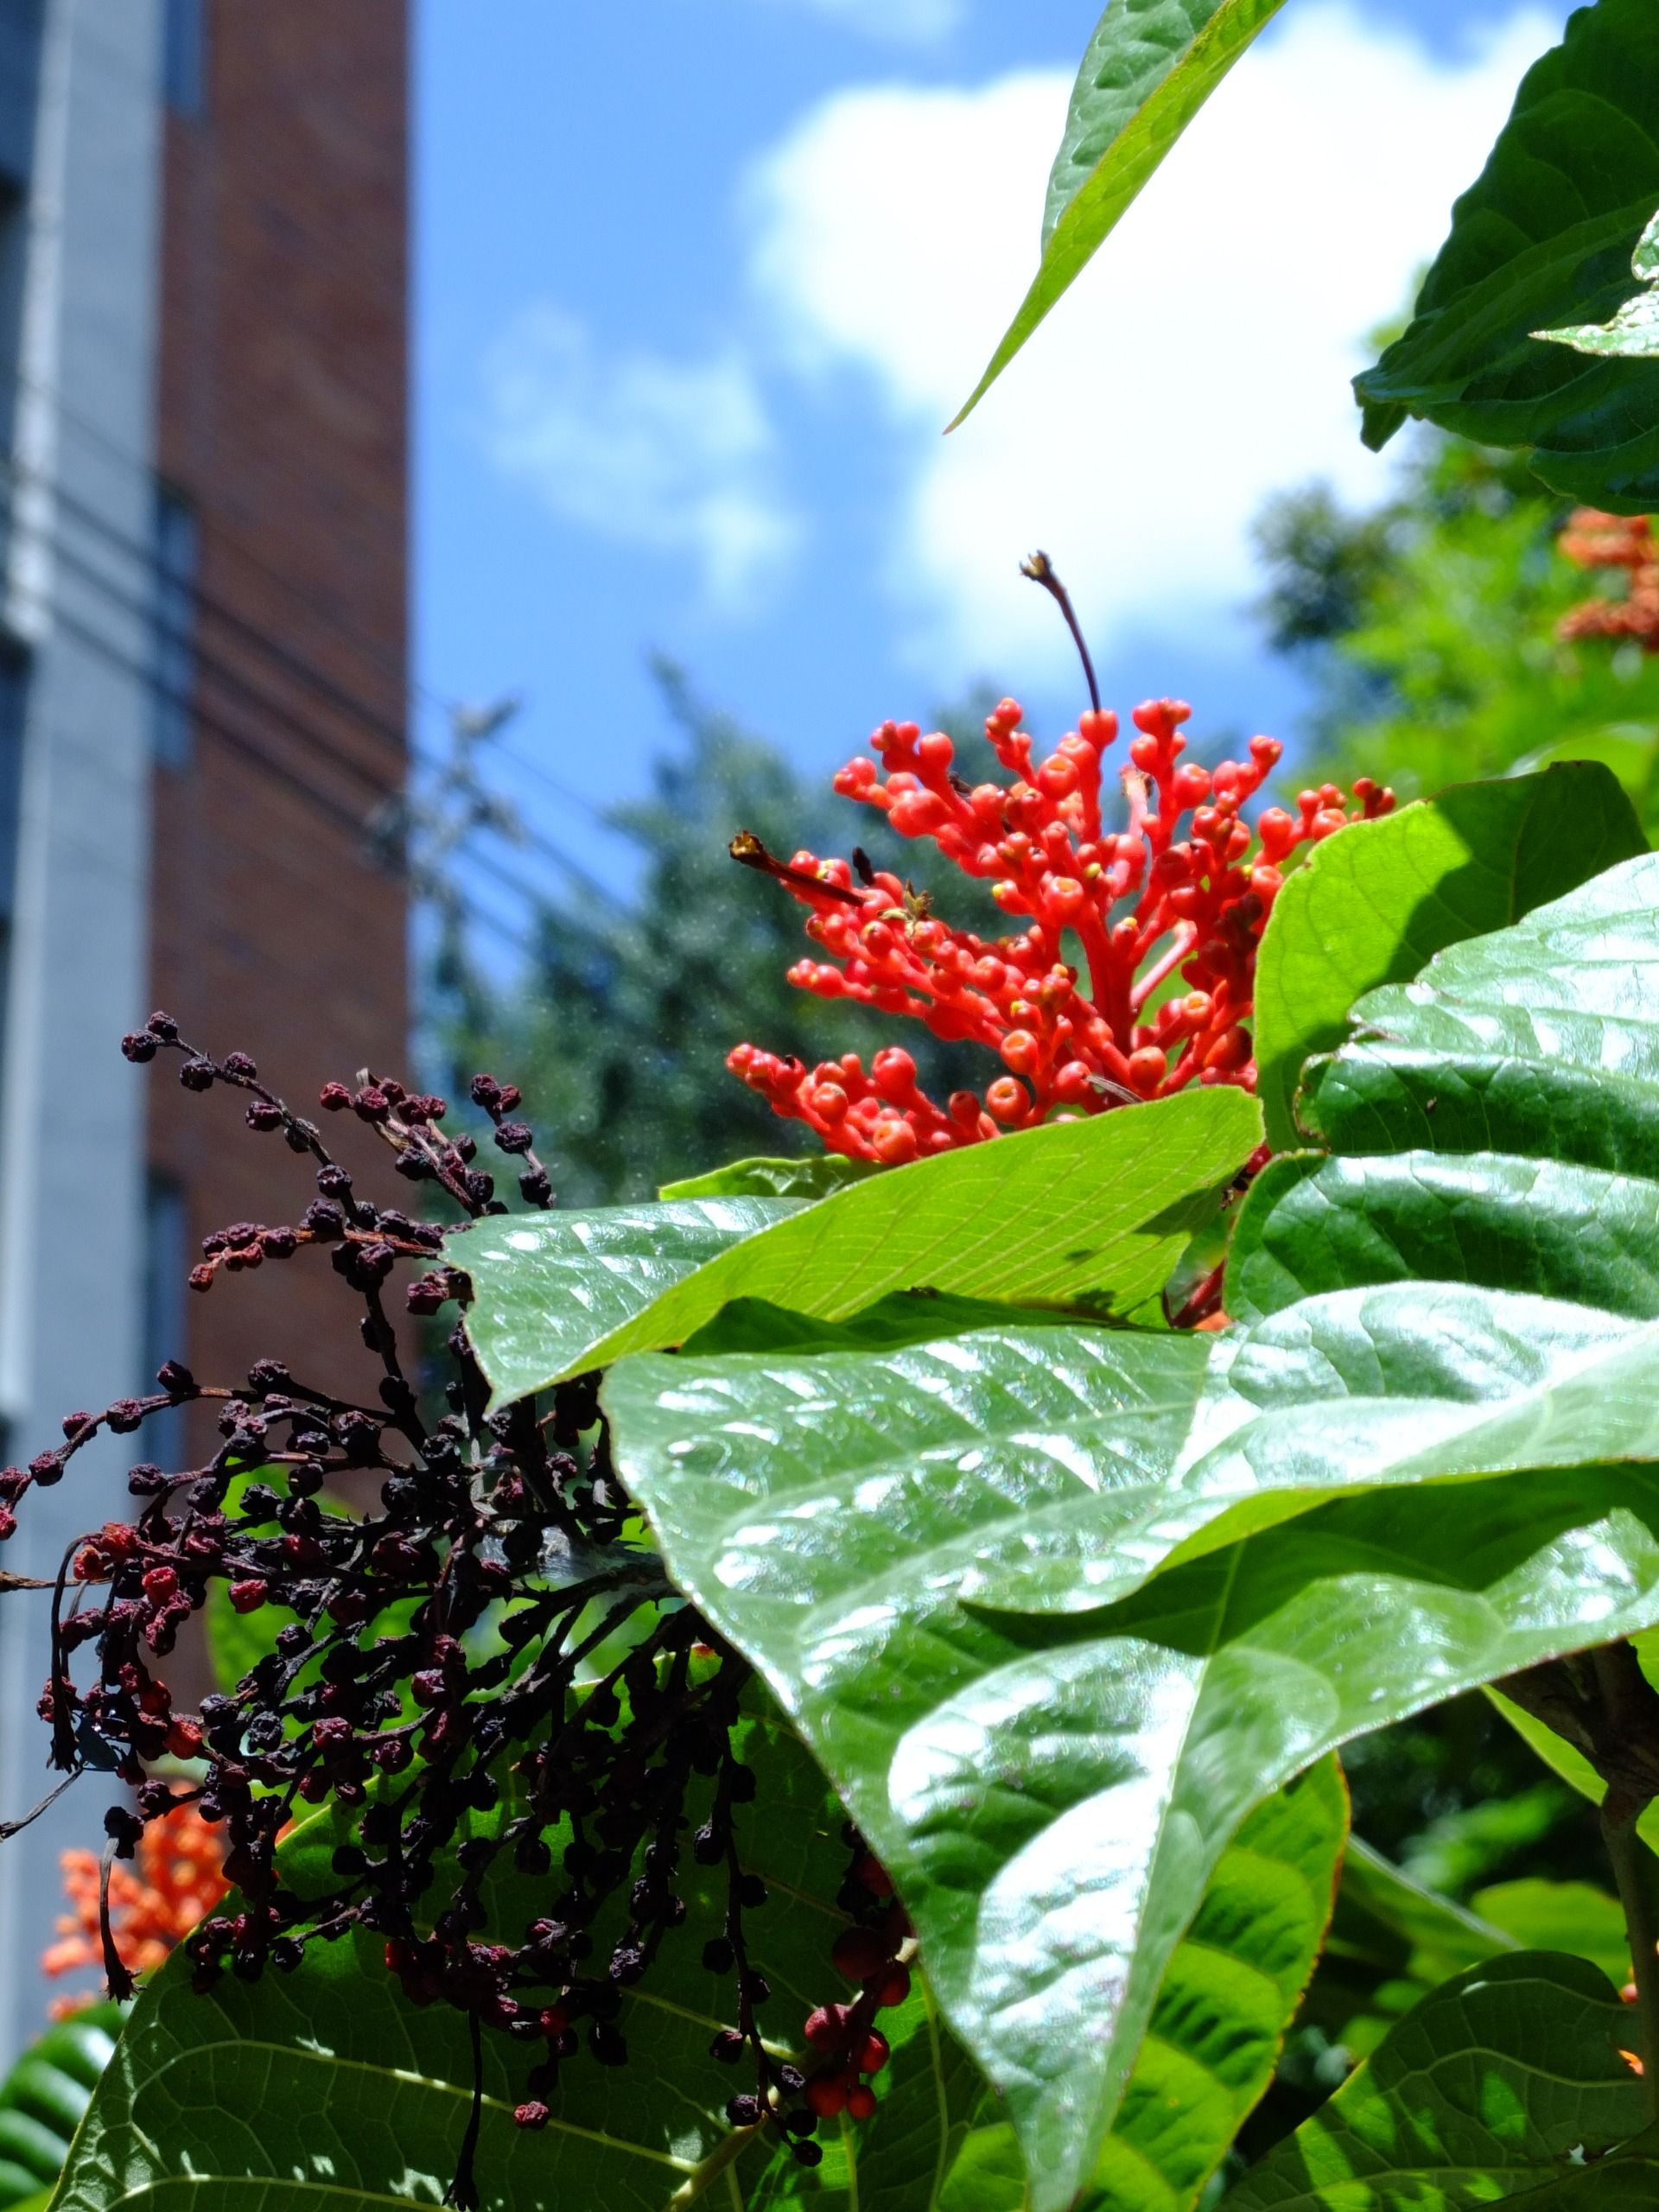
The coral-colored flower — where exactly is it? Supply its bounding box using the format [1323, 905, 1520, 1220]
[42, 1802, 227, 2014]
[728, 696, 1391, 1160]
[1558, 509, 1659, 647]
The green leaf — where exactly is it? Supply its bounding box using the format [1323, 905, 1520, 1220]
[1469, 1879, 1630, 1987]
[659, 1154, 882, 1202]
[1085, 1761, 1347, 2212]
[1234, 848, 1659, 1322]
[464, 1089, 1260, 1408]
[1335, 1837, 1516, 1982]
[609, 1284, 1659, 1629]
[680, 1291, 1093, 1358]
[607, 1365, 1659, 2212]
[1251, 765, 1646, 1153]
[936, 1764, 1348, 2212]
[0, 2007, 120, 2209]
[952, 0, 1288, 428]
[1296, 847, 1659, 1170]
[607, 849, 1659, 2205]
[1537, 203, 1659, 357]
[1353, 0, 1659, 507]
[49, 1712, 979, 2212]
[457, 1192, 801, 1395]
[1484, 1683, 1659, 1859]
[1222, 1953, 1647, 2209]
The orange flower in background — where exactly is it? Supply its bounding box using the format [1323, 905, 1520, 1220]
[42, 1803, 227, 2016]
[1558, 508, 1659, 648]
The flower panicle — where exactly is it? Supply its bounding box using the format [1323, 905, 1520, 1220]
[43, 1802, 229, 2013]
[1557, 508, 1659, 649]
[728, 696, 1392, 1162]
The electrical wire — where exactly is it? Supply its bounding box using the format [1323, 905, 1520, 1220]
[0, 477, 622, 907]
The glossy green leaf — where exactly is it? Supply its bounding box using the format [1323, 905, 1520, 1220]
[0, 2007, 120, 2210]
[607, 1343, 1659, 2212]
[454, 1193, 800, 1398]
[1296, 846, 1659, 1166]
[659, 1154, 881, 1202]
[1086, 1761, 1347, 2212]
[679, 1292, 1091, 1360]
[953, 0, 1287, 428]
[935, 1764, 1348, 2212]
[1354, 0, 1659, 506]
[1230, 1147, 1659, 1324]
[1469, 1878, 1630, 1986]
[1251, 765, 1645, 1152]
[612, 1287, 1659, 1625]
[1236, 849, 1659, 1322]
[1223, 1953, 1647, 2209]
[49, 1711, 979, 2212]
[464, 1089, 1259, 1407]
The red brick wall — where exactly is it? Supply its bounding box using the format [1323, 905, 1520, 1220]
[148, 0, 410, 1421]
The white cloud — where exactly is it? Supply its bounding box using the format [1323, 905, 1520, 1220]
[746, 6, 1560, 681]
[482, 307, 798, 613]
[769, 0, 964, 45]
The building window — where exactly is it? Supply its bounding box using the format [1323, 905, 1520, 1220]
[152, 486, 197, 768]
[162, 0, 206, 120]
[0, 646, 25, 925]
[143, 1173, 189, 1459]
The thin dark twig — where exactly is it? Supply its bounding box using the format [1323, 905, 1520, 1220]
[1020, 550, 1101, 714]
[447, 2010, 486, 2209]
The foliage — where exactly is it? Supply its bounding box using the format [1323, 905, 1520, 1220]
[1254, 435, 1659, 812]
[459, 1084, 1260, 1402]
[955, 1, 1289, 424]
[593, 849, 1659, 2208]
[1357, 0, 1659, 506]
[1228, 1954, 1649, 2209]
[19, 11, 1659, 2212]
[974, 0, 1659, 507]
[0, 2007, 121, 2211]
[1251, 760, 1644, 1147]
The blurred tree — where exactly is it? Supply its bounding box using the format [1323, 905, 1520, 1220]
[429, 661, 995, 1205]
[1255, 434, 1659, 823]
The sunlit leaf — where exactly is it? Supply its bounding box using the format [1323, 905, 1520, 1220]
[658, 1154, 881, 1202]
[953, 1, 1288, 427]
[463, 1090, 1259, 1406]
[1251, 765, 1644, 1151]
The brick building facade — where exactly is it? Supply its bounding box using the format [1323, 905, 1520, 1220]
[149, 0, 410, 1416]
[0, 0, 410, 2053]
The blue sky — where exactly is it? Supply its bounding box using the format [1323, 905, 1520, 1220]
[415, 0, 1572, 940]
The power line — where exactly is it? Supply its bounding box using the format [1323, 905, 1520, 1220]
[4, 453, 412, 764]
[0, 479, 620, 907]
[0, 353, 417, 710]
[12, 570, 554, 969]
[2, 359, 626, 852]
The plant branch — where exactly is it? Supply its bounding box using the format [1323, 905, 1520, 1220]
[1605, 1802, 1659, 2118]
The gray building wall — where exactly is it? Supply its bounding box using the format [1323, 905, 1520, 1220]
[0, 0, 162, 2063]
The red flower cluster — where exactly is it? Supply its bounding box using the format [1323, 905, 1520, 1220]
[1558, 509, 1659, 649]
[729, 696, 1392, 1161]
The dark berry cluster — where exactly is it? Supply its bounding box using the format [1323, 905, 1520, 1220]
[1, 1015, 896, 2204]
